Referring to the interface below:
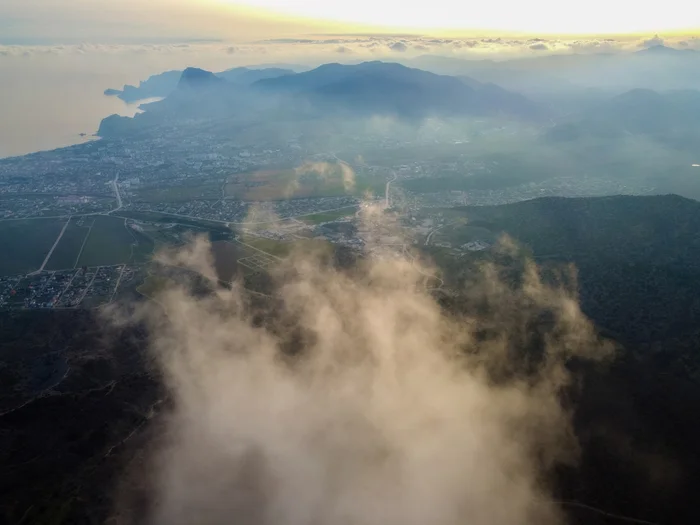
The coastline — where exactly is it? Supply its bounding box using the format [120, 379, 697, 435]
[0, 96, 161, 160]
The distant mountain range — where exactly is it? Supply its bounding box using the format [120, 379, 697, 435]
[546, 88, 700, 150]
[251, 61, 542, 120]
[409, 46, 700, 96]
[99, 61, 544, 137]
[104, 65, 297, 103]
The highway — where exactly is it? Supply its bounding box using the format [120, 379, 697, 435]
[385, 172, 397, 208]
[110, 173, 123, 212]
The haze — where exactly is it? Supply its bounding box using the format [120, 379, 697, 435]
[1, 0, 699, 156]
[3, 3, 700, 524]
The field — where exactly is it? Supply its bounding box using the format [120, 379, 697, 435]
[301, 206, 358, 224]
[210, 240, 250, 281]
[112, 210, 231, 233]
[45, 217, 93, 271]
[131, 183, 221, 203]
[238, 236, 330, 259]
[0, 219, 66, 276]
[76, 216, 154, 268]
[226, 165, 358, 201]
[137, 274, 173, 299]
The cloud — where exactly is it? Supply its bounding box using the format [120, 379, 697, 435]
[110, 223, 613, 525]
[295, 159, 356, 192]
[566, 39, 622, 53]
[529, 43, 549, 51]
[641, 34, 664, 48]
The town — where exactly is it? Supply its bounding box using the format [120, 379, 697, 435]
[0, 116, 662, 311]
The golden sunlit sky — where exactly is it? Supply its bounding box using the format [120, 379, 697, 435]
[0, 0, 698, 43]
[225, 0, 700, 35]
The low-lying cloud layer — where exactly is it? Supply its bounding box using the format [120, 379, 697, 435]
[111, 205, 614, 525]
[2, 33, 699, 67]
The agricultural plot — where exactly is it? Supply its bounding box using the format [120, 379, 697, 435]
[45, 217, 93, 271]
[226, 166, 351, 201]
[0, 219, 66, 276]
[236, 253, 278, 273]
[131, 183, 221, 203]
[301, 206, 358, 224]
[76, 216, 154, 268]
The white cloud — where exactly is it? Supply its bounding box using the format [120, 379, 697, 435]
[389, 41, 409, 52]
[640, 34, 664, 48]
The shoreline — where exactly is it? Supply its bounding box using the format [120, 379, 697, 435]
[0, 96, 161, 161]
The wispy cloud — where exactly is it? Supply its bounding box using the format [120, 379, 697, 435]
[1, 33, 696, 71]
[640, 34, 664, 48]
[109, 229, 614, 524]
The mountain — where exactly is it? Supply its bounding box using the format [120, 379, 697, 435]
[104, 66, 296, 103]
[177, 67, 225, 90]
[443, 194, 700, 525]
[98, 61, 545, 138]
[216, 66, 294, 84]
[546, 88, 700, 149]
[410, 49, 700, 97]
[253, 61, 543, 120]
[104, 70, 183, 103]
[636, 44, 696, 55]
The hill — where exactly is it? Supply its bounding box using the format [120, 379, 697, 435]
[546, 88, 700, 150]
[439, 194, 700, 525]
[98, 62, 544, 138]
[4, 196, 700, 524]
[253, 61, 543, 120]
[103, 66, 295, 103]
[216, 66, 294, 84]
[177, 67, 225, 90]
[104, 70, 182, 103]
[410, 48, 700, 97]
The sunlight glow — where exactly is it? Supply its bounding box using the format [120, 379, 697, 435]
[223, 0, 700, 35]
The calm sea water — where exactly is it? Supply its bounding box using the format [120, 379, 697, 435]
[0, 62, 159, 159]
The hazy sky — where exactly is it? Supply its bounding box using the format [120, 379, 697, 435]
[1, 0, 699, 158]
[1, 0, 699, 43]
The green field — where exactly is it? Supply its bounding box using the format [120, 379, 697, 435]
[137, 274, 172, 299]
[76, 216, 154, 267]
[112, 210, 231, 233]
[45, 217, 93, 271]
[301, 206, 358, 224]
[238, 236, 330, 258]
[132, 183, 221, 203]
[0, 219, 66, 276]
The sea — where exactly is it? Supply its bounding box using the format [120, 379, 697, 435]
[0, 60, 161, 159]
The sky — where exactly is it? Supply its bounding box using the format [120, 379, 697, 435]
[1, 0, 699, 157]
[1, 0, 699, 44]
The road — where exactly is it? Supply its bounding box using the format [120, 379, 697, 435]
[32, 217, 71, 274]
[424, 220, 461, 246]
[110, 205, 361, 227]
[109, 264, 127, 303]
[385, 172, 397, 209]
[402, 245, 445, 291]
[110, 173, 123, 212]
